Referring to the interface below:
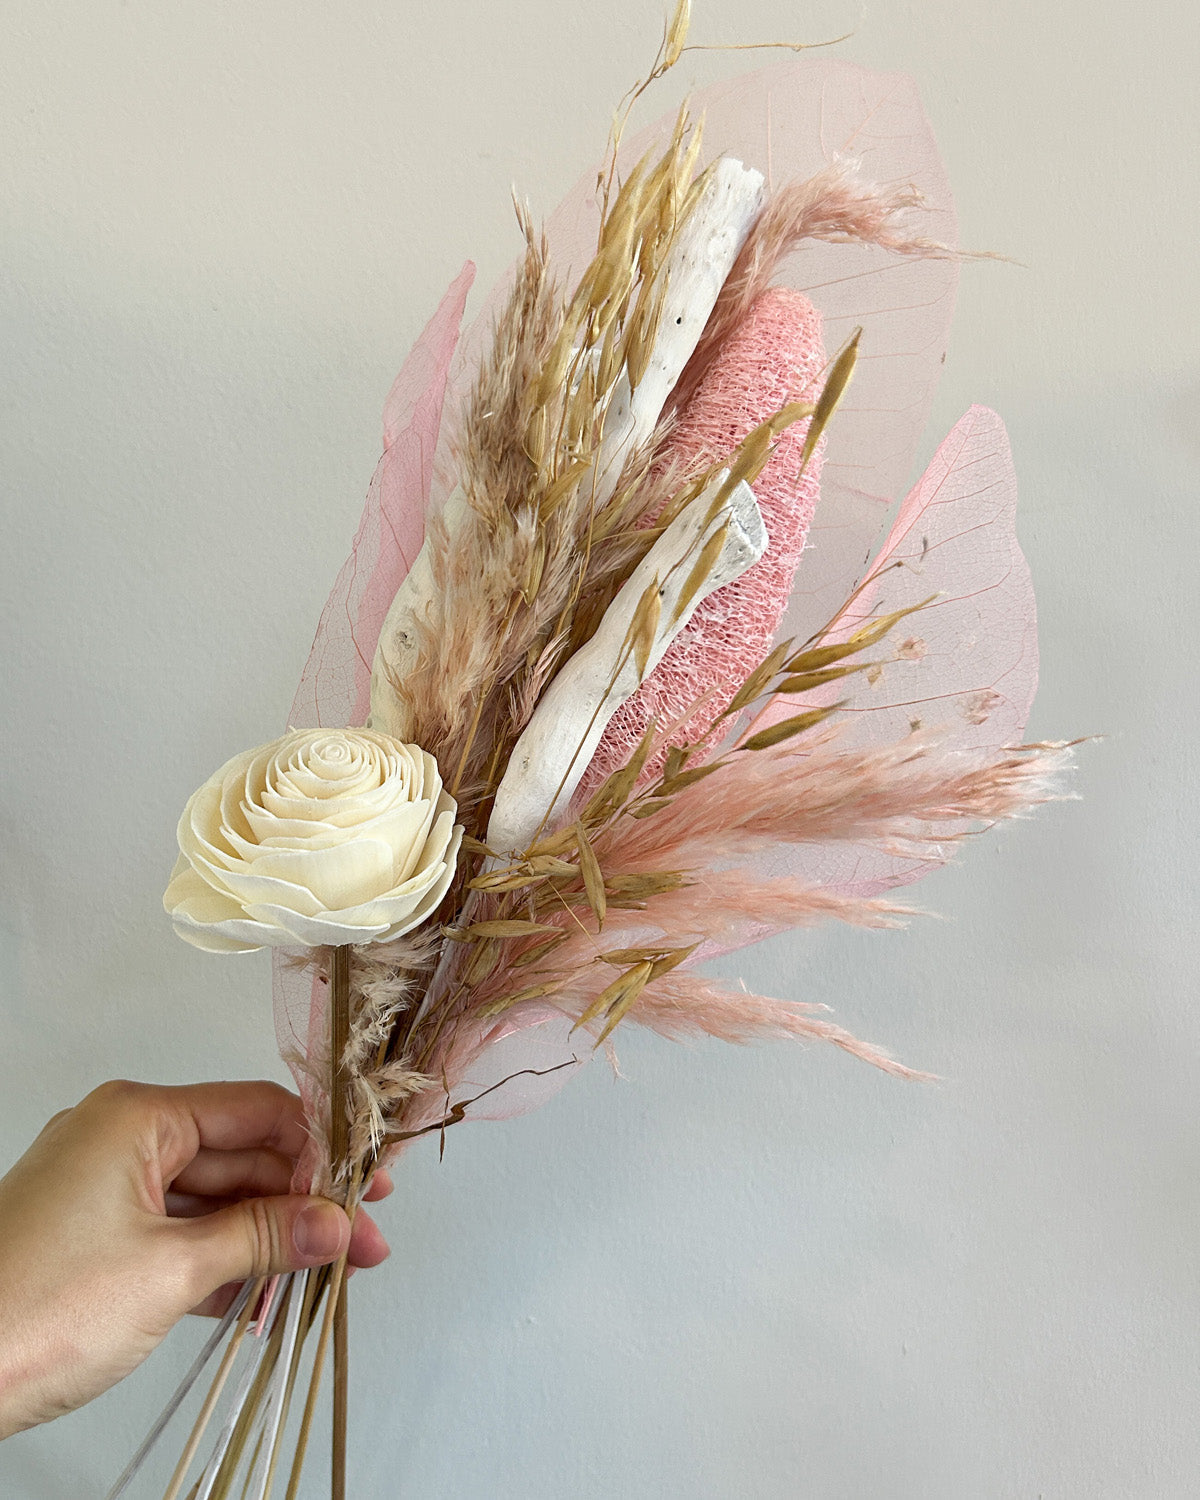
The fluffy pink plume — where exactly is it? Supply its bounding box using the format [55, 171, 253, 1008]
[595, 732, 1072, 876]
[580, 286, 827, 793]
[633, 973, 926, 1078]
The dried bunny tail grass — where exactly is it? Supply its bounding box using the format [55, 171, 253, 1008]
[412, 504, 547, 803]
[595, 733, 1075, 871]
[342, 933, 440, 1171]
[631, 972, 928, 1078]
[348, 1060, 437, 1170]
[373, 980, 580, 1150]
[346, 933, 441, 1060]
[673, 161, 955, 412]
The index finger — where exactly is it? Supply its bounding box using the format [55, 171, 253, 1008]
[162, 1080, 311, 1161]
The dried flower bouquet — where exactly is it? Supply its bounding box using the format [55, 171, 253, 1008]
[108, 7, 1071, 1497]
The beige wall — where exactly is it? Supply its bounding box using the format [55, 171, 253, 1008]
[2, 3, 1196, 1495]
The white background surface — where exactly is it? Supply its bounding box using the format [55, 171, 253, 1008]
[2, 3, 1197, 1496]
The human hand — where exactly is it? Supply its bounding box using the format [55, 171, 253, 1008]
[0, 1079, 392, 1439]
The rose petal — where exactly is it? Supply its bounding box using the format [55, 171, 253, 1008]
[377, 823, 464, 939]
[164, 864, 281, 951]
[293, 816, 458, 930]
[243, 837, 395, 911]
[249, 781, 394, 833]
[240, 902, 394, 948]
[179, 778, 243, 868]
[377, 800, 439, 881]
[184, 855, 328, 918]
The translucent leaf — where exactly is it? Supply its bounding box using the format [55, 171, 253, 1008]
[746, 404, 1038, 897]
[286, 261, 475, 731]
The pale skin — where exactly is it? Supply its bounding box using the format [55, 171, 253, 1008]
[0, 1079, 392, 1440]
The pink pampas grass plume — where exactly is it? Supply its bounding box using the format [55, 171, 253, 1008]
[632, 972, 925, 1077]
[673, 161, 954, 415]
[596, 732, 1074, 876]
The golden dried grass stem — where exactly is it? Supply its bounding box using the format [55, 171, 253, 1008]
[599, 6, 691, 219]
[739, 703, 842, 752]
[788, 599, 933, 673]
[330, 946, 351, 1181]
[680, 33, 853, 56]
[664, 0, 691, 67]
[797, 328, 860, 477]
[574, 820, 607, 928]
[332, 1280, 348, 1500]
[331, 947, 351, 1500]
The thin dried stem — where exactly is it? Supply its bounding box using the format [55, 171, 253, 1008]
[329, 947, 351, 1499]
[162, 1281, 264, 1500]
[332, 1280, 348, 1500]
[283, 1258, 347, 1500]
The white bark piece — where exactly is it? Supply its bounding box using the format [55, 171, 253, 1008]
[589, 157, 766, 505]
[486, 475, 766, 856]
[369, 488, 469, 739]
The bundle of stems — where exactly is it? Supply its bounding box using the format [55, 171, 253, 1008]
[102, 955, 354, 1500]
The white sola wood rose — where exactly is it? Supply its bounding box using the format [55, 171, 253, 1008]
[164, 728, 463, 953]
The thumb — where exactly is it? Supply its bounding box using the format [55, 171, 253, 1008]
[178, 1194, 351, 1302]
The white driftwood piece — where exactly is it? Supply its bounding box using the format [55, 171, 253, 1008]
[589, 157, 765, 506]
[368, 157, 766, 741]
[369, 488, 469, 738]
[485, 475, 766, 857]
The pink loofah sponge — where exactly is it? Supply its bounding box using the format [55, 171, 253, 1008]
[580, 285, 827, 794]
